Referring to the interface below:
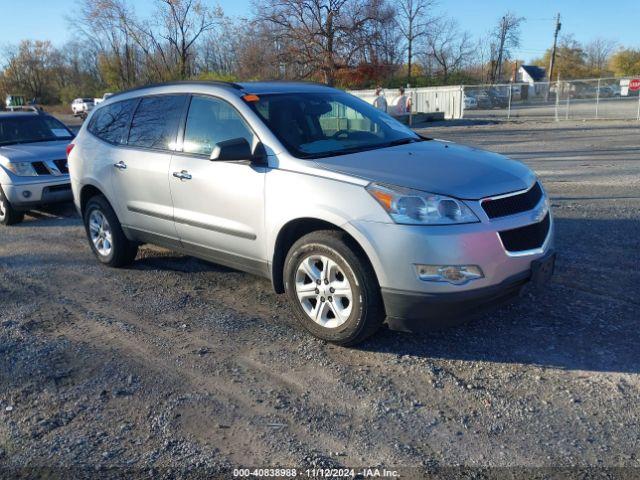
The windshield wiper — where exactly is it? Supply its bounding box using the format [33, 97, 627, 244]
[385, 137, 424, 147]
[298, 137, 426, 159]
[302, 143, 387, 159]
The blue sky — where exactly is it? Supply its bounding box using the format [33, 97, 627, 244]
[1, 0, 639, 63]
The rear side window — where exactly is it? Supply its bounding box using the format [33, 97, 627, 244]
[182, 96, 255, 156]
[128, 95, 187, 150]
[88, 99, 137, 144]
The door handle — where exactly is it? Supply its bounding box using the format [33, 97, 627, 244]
[172, 170, 192, 180]
[113, 161, 127, 170]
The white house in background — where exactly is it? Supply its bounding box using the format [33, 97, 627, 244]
[516, 65, 548, 99]
[517, 65, 546, 85]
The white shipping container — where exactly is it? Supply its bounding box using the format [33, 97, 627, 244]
[348, 85, 464, 119]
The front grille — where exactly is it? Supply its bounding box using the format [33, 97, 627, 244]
[482, 182, 543, 219]
[32, 161, 50, 175]
[53, 159, 69, 174]
[44, 184, 71, 193]
[499, 213, 550, 252]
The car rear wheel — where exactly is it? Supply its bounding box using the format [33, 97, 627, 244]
[0, 189, 25, 226]
[83, 195, 138, 267]
[284, 230, 385, 346]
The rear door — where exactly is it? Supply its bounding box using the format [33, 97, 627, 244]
[168, 95, 267, 275]
[110, 94, 188, 241]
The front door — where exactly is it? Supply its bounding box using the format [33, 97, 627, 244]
[169, 95, 268, 275]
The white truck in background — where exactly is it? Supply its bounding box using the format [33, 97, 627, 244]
[93, 93, 114, 106]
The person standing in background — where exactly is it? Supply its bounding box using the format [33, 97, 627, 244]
[392, 87, 412, 116]
[372, 86, 387, 112]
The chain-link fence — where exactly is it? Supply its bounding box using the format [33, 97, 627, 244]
[349, 76, 640, 121]
[462, 77, 640, 121]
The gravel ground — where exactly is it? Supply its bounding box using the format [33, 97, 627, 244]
[1, 120, 639, 478]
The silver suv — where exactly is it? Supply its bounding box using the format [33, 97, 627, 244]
[0, 110, 75, 225]
[69, 81, 555, 345]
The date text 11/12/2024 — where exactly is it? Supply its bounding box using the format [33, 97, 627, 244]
[233, 467, 400, 478]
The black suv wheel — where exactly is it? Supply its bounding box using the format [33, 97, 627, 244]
[0, 188, 25, 226]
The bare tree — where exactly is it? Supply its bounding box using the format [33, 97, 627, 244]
[155, 0, 223, 78]
[2, 41, 56, 101]
[490, 12, 524, 83]
[75, 0, 222, 83]
[73, 0, 139, 89]
[198, 18, 243, 76]
[351, 0, 398, 67]
[477, 35, 494, 84]
[230, 21, 284, 80]
[395, 0, 435, 82]
[424, 18, 473, 82]
[372, 6, 403, 68]
[255, 0, 380, 85]
[585, 38, 617, 76]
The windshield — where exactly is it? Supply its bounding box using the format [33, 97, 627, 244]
[0, 116, 73, 146]
[247, 92, 422, 159]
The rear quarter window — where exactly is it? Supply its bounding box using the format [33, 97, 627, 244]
[88, 99, 137, 145]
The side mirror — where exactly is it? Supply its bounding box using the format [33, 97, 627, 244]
[210, 137, 266, 164]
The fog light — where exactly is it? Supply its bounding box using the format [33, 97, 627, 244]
[22, 190, 31, 199]
[416, 264, 484, 285]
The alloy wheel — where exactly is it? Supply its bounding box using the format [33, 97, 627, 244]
[89, 209, 113, 257]
[294, 254, 353, 329]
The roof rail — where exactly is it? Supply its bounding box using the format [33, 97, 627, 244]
[243, 79, 329, 87]
[108, 80, 244, 100]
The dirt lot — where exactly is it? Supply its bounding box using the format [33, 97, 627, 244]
[1, 120, 639, 478]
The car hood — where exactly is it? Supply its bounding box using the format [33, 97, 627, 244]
[0, 140, 70, 163]
[312, 140, 536, 200]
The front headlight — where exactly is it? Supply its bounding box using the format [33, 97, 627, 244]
[366, 183, 479, 225]
[6, 162, 38, 177]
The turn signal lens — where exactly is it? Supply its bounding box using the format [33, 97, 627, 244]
[369, 189, 394, 210]
[242, 94, 260, 102]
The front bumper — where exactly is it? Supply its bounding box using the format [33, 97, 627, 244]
[383, 250, 555, 330]
[383, 270, 529, 330]
[349, 208, 554, 323]
[1, 178, 73, 209]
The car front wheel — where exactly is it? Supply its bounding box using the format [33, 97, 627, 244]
[284, 230, 385, 346]
[0, 189, 24, 226]
[83, 195, 138, 267]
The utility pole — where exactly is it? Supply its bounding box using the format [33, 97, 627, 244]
[548, 13, 561, 82]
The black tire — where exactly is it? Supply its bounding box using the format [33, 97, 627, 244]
[0, 188, 25, 226]
[284, 230, 385, 346]
[83, 195, 138, 267]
